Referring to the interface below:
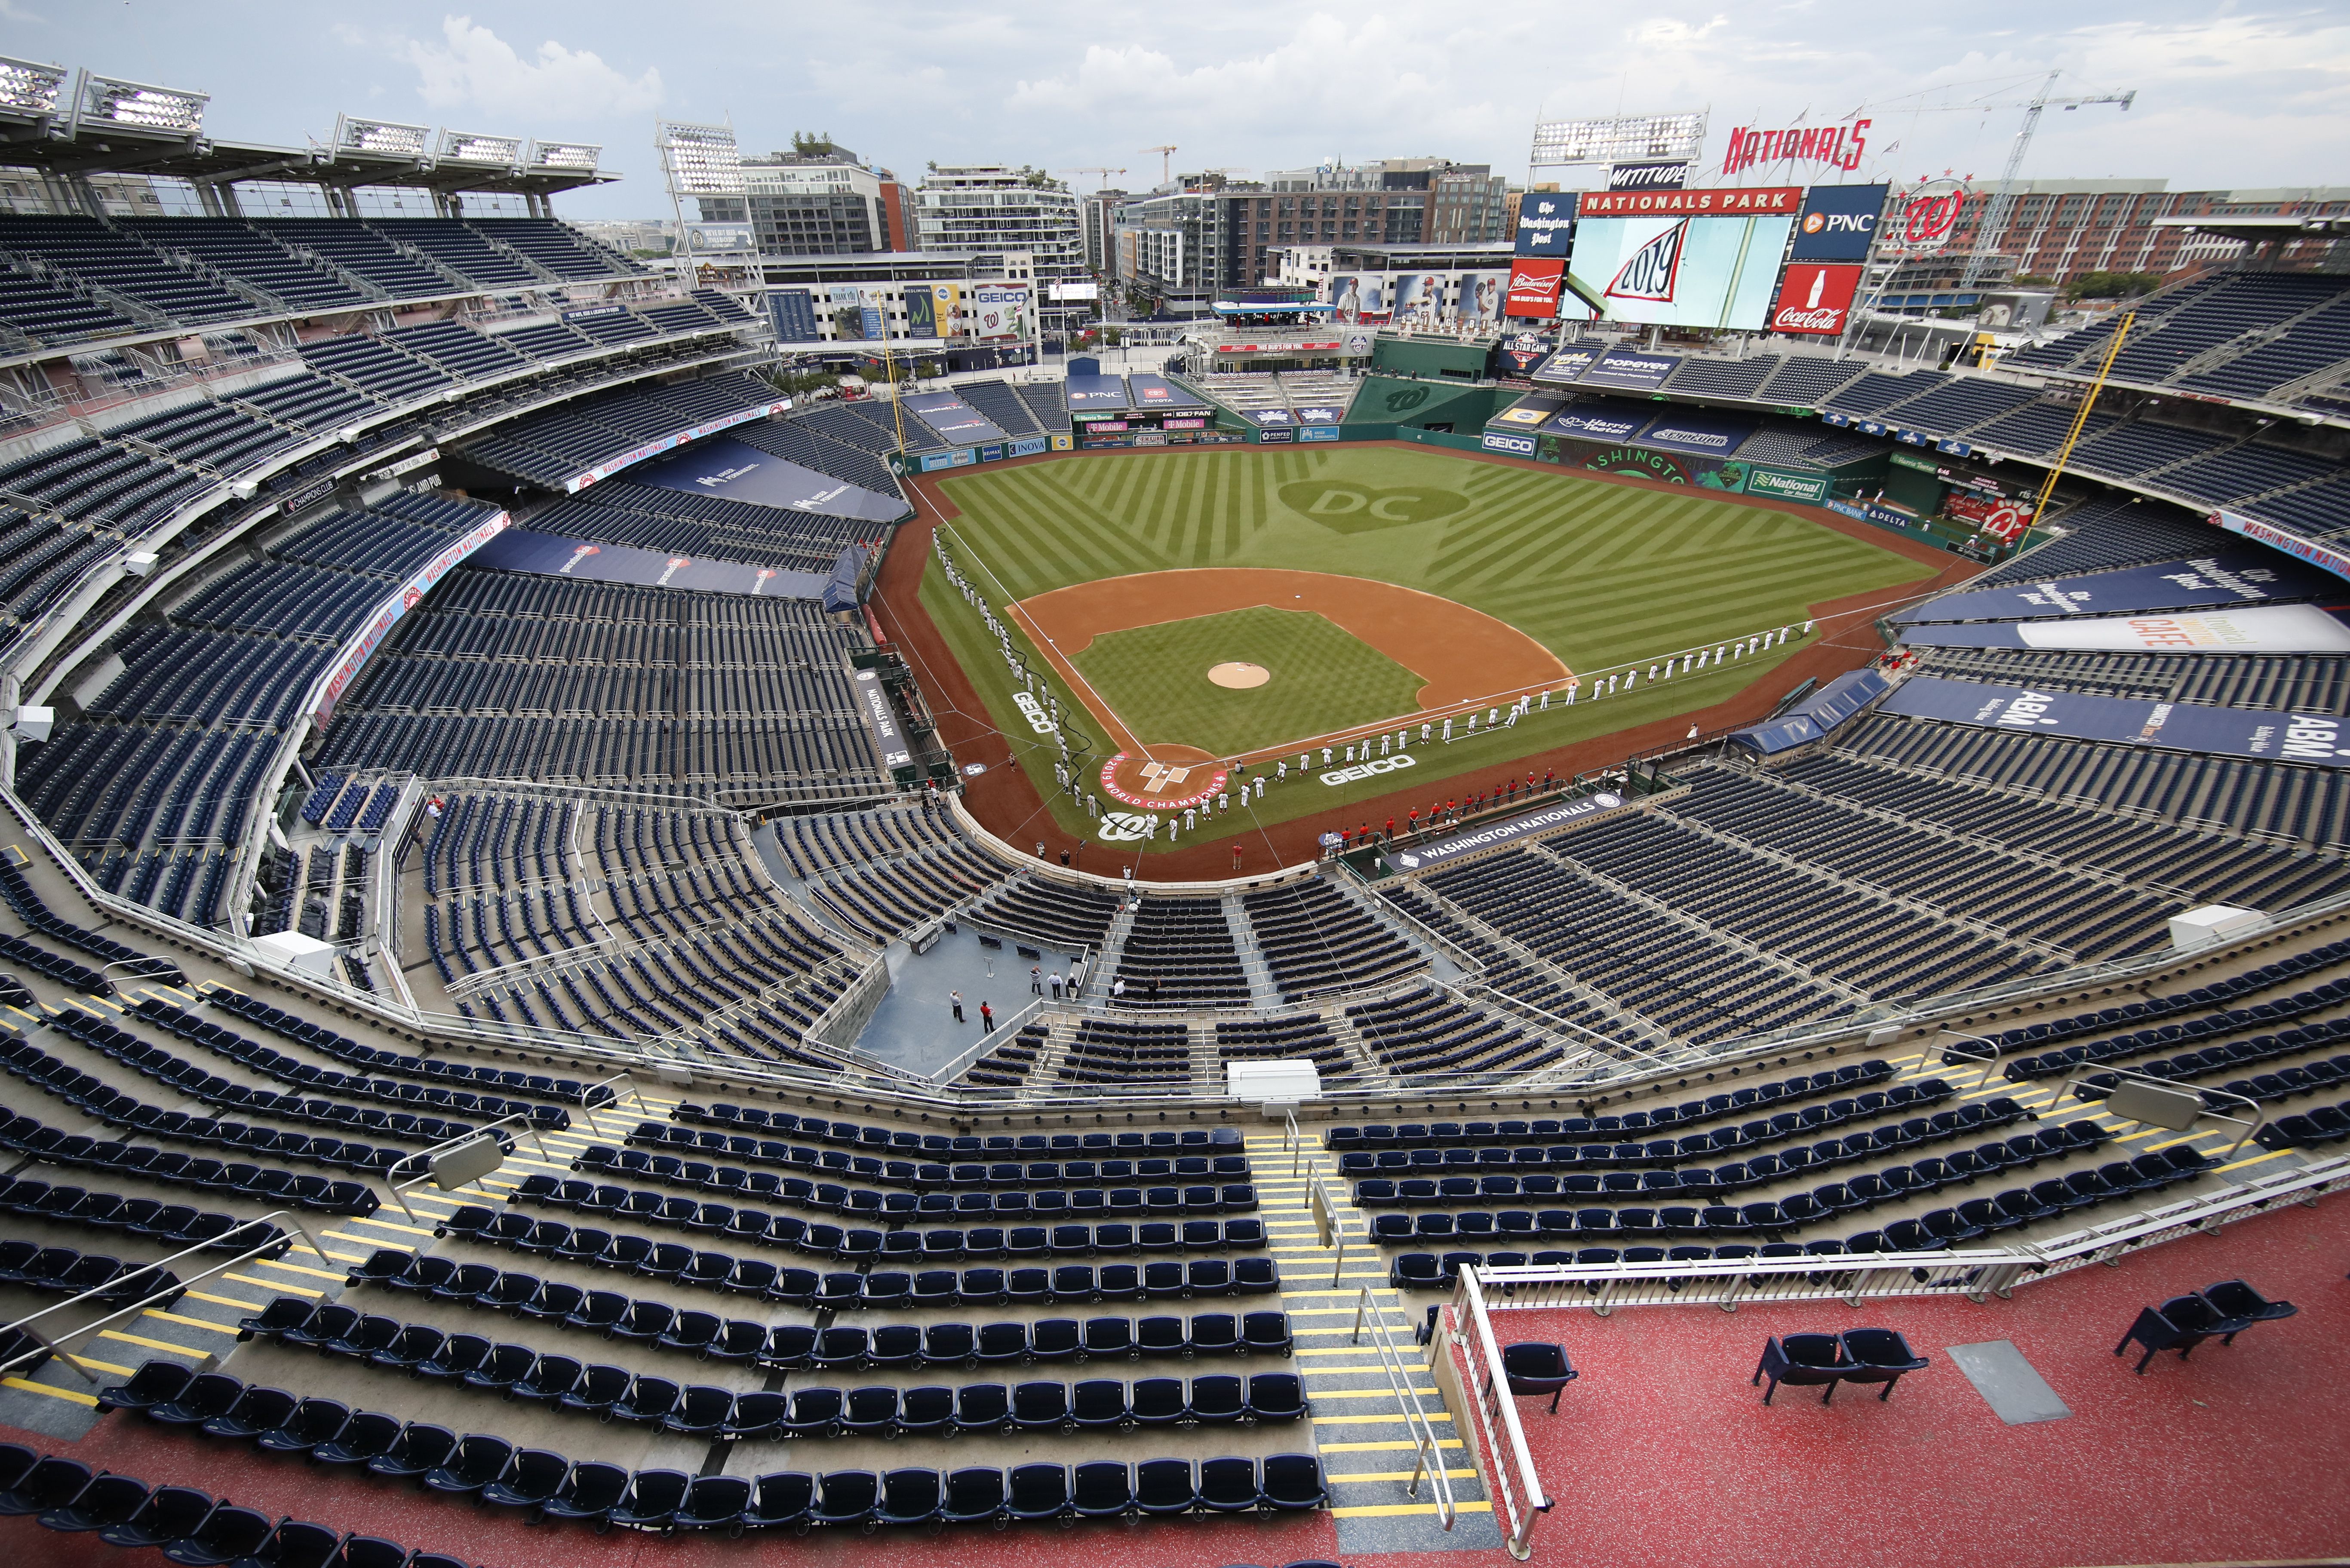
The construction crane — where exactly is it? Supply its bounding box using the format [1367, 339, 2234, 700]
[1140, 145, 1178, 184]
[1059, 167, 1126, 191]
[1878, 72, 2135, 291]
[1962, 74, 2136, 288]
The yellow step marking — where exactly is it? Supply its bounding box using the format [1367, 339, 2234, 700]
[98, 1330, 206, 1358]
[224, 1272, 319, 1297]
[1313, 1412, 1451, 1425]
[250, 1258, 347, 1283]
[170, 1294, 258, 1318]
[3, 1376, 97, 1406]
[1331, 1500, 1491, 1517]
[1330, 1468, 1481, 1483]
[347, 1216, 434, 1237]
[1320, 1438, 1465, 1452]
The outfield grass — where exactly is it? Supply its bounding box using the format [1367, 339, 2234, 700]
[920, 446, 1933, 847]
[1072, 604, 1422, 758]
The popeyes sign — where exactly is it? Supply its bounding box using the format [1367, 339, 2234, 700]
[1892, 179, 1971, 255]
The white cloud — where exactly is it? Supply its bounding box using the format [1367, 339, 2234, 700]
[0, 0, 44, 21]
[395, 15, 663, 121]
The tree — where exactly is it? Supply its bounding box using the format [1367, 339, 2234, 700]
[792, 131, 838, 158]
[2065, 270, 2161, 301]
[2010, 273, 2055, 288]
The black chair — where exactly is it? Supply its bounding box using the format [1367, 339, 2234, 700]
[609, 1469, 690, 1531]
[1199, 1456, 1256, 1513]
[541, 1460, 628, 1528]
[1135, 1458, 1196, 1515]
[96, 1359, 194, 1412]
[481, 1448, 568, 1513]
[0, 1457, 92, 1520]
[811, 1470, 877, 1530]
[1754, 1333, 1849, 1404]
[1261, 1453, 1329, 1510]
[2200, 1279, 2298, 1341]
[742, 1471, 814, 1531]
[676, 1475, 753, 1534]
[366, 1424, 456, 1481]
[1501, 1341, 1577, 1414]
[1006, 1463, 1070, 1524]
[314, 1411, 402, 1467]
[1072, 1460, 1132, 1519]
[1837, 1329, 1929, 1401]
[258, 1397, 353, 1454]
[159, 1502, 274, 1566]
[875, 1468, 942, 1530]
[38, 1472, 149, 1533]
[938, 1468, 1004, 1527]
[236, 1519, 342, 1568]
[99, 1485, 213, 1548]
[423, 1433, 513, 1496]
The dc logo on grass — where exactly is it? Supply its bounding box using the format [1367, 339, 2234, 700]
[1279, 480, 1468, 531]
[1097, 812, 1157, 843]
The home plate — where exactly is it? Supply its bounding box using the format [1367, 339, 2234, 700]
[1209, 662, 1270, 689]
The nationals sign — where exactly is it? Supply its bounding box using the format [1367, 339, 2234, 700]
[1722, 119, 1872, 175]
[1893, 180, 1970, 255]
[1771, 263, 1862, 335]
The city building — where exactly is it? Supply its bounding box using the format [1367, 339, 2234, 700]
[915, 166, 1086, 326]
[752, 249, 1039, 344]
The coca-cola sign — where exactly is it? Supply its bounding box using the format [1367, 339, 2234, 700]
[1771, 263, 1862, 335]
[1893, 179, 1970, 255]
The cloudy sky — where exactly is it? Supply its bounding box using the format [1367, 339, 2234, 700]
[8, 2, 2346, 215]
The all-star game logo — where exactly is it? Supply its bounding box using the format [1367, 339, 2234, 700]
[1098, 752, 1230, 810]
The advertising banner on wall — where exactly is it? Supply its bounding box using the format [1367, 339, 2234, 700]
[1577, 347, 1681, 390]
[1530, 344, 1600, 384]
[1635, 409, 1758, 457]
[1563, 212, 1797, 328]
[1943, 492, 2031, 540]
[1492, 331, 1553, 377]
[684, 221, 754, 252]
[1490, 393, 1570, 429]
[2212, 506, 2350, 584]
[1459, 271, 1507, 330]
[903, 286, 936, 338]
[630, 433, 908, 522]
[903, 390, 1006, 446]
[1503, 258, 1565, 318]
[562, 402, 793, 494]
[1890, 552, 2341, 625]
[970, 285, 1027, 338]
[1541, 402, 1647, 442]
[1513, 192, 1577, 258]
[1698, 461, 1833, 504]
[1330, 273, 1392, 324]
[1771, 262, 1864, 335]
[1881, 675, 2350, 768]
[1063, 374, 1131, 410]
[1609, 162, 1688, 190]
[313, 508, 511, 724]
[470, 527, 829, 600]
[766, 288, 820, 343]
[1791, 184, 1892, 261]
[1895, 603, 2350, 654]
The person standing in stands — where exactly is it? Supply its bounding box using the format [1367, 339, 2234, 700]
[1112, 977, 1127, 1000]
[1049, 971, 1063, 1000]
[980, 1000, 994, 1032]
[950, 990, 965, 1023]
[1147, 976, 1161, 1004]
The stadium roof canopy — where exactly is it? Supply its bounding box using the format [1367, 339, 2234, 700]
[0, 58, 617, 201]
[2150, 213, 2350, 247]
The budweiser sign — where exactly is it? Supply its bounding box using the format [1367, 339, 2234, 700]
[1575, 186, 1801, 216]
[1504, 258, 1566, 316]
[1722, 119, 1873, 175]
[1771, 263, 1862, 335]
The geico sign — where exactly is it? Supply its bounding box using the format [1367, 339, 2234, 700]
[1482, 432, 1537, 455]
[1011, 691, 1056, 735]
[1321, 753, 1417, 787]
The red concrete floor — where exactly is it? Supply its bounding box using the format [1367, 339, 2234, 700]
[6, 1197, 2347, 1568]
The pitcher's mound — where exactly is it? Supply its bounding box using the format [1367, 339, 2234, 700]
[1208, 662, 1271, 689]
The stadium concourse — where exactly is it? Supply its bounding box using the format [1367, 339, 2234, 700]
[6, 74, 2350, 1568]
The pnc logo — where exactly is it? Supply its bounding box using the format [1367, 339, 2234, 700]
[1279, 480, 1468, 531]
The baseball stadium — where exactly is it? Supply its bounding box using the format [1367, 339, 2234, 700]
[0, 54, 2345, 1568]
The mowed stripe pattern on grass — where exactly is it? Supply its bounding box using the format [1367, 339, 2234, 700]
[937, 448, 1926, 676]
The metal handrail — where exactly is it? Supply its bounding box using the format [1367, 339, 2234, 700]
[0, 1210, 324, 1384]
[382, 1111, 547, 1223]
[1447, 1267, 1549, 1559]
[1350, 1284, 1456, 1531]
[1465, 1148, 2350, 1316]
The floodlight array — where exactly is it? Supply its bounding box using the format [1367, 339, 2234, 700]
[334, 115, 433, 159]
[439, 129, 523, 166]
[0, 55, 68, 118]
[657, 119, 744, 196]
[1531, 112, 1707, 167]
[528, 141, 601, 172]
[76, 71, 208, 137]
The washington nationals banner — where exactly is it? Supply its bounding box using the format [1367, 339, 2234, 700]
[1387, 788, 1638, 873]
[1892, 553, 2344, 626]
[1881, 675, 2350, 768]
[1895, 603, 2350, 654]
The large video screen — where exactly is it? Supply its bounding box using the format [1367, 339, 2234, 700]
[1563, 213, 1795, 328]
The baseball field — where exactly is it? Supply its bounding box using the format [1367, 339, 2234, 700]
[906, 444, 1937, 850]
